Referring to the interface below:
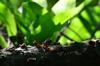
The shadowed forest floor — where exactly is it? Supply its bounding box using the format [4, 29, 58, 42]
[0, 39, 100, 66]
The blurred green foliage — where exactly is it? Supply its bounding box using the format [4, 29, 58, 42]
[0, 0, 100, 48]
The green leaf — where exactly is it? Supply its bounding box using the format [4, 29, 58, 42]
[32, 0, 47, 8]
[9, 0, 23, 8]
[14, 11, 30, 35]
[32, 12, 61, 41]
[53, 0, 92, 25]
[22, 1, 43, 28]
[95, 31, 100, 38]
[0, 2, 17, 36]
[64, 5, 100, 41]
[0, 34, 8, 48]
[22, 1, 43, 35]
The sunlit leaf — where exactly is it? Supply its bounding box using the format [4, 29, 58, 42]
[0, 2, 17, 36]
[65, 17, 91, 42]
[0, 34, 8, 48]
[33, 0, 47, 8]
[53, 0, 92, 25]
[95, 30, 100, 38]
[63, 4, 100, 41]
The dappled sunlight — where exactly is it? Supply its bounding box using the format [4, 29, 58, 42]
[0, 0, 100, 48]
[52, 0, 75, 14]
[32, 0, 47, 8]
